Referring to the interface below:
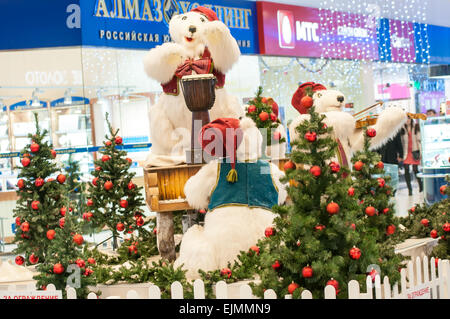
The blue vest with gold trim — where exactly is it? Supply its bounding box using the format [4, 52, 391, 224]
[208, 160, 279, 211]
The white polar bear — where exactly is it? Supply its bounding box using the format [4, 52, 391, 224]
[174, 117, 287, 279]
[289, 83, 407, 164]
[143, 6, 244, 166]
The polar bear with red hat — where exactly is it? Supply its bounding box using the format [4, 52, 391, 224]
[143, 6, 244, 166]
[289, 82, 408, 166]
[174, 117, 287, 279]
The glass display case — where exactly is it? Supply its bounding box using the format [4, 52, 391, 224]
[419, 115, 450, 205]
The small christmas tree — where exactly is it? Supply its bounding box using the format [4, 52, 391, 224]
[430, 176, 450, 259]
[349, 127, 405, 276]
[33, 209, 97, 298]
[245, 86, 285, 153]
[398, 204, 435, 241]
[252, 106, 389, 299]
[13, 113, 69, 265]
[85, 113, 150, 250]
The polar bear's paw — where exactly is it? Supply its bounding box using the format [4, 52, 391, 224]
[204, 20, 231, 45]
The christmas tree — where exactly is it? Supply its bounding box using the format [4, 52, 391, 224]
[349, 127, 405, 276]
[430, 176, 450, 259]
[397, 204, 435, 241]
[85, 113, 150, 250]
[251, 105, 390, 299]
[33, 209, 97, 298]
[13, 113, 69, 265]
[245, 86, 285, 152]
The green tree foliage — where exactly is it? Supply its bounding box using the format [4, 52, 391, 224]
[13, 113, 69, 264]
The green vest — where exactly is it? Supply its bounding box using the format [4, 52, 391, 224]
[208, 160, 279, 211]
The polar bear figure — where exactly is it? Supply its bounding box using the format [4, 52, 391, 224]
[289, 83, 408, 165]
[174, 117, 288, 279]
[143, 6, 244, 166]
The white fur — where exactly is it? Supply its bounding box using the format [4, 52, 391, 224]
[143, 11, 244, 166]
[289, 89, 407, 163]
[175, 120, 287, 279]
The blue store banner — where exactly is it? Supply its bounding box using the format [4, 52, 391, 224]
[79, 0, 259, 54]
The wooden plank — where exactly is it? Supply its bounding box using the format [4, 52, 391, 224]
[171, 281, 184, 299]
[0, 191, 18, 202]
[374, 275, 382, 299]
[383, 276, 391, 299]
[430, 257, 438, 299]
[239, 284, 253, 299]
[263, 289, 277, 299]
[66, 287, 77, 299]
[148, 285, 161, 299]
[157, 212, 176, 261]
[87, 292, 97, 299]
[215, 281, 228, 299]
[126, 290, 140, 299]
[194, 279, 205, 299]
[348, 280, 360, 299]
[324, 285, 336, 299]
[300, 290, 312, 299]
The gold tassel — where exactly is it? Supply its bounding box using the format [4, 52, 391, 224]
[226, 169, 238, 183]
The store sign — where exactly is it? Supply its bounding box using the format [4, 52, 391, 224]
[257, 2, 379, 60]
[80, 0, 259, 54]
[0, 291, 63, 299]
[406, 284, 431, 299]
[389, 20, 416, 63]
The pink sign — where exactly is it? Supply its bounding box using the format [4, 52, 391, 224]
[389, 20, 416, 63]
[377, 83, 411, 100]
[257, 2, 379, 60]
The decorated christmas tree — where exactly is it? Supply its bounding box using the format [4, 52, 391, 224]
[397, 204, 435, 241]
[245, 86, 285, 152]
[349, 127, 405, 274]
[33, 209, 97, 298]
[430, 176, 450, 259]
[13, 113, 69, 265]
[251, 105, 392, 299]
[85, 113, 150, 250]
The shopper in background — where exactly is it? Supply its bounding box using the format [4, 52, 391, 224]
[426, 109, 437, 117]
[376, 131, 403, 194]
[400, 119, 423, 196]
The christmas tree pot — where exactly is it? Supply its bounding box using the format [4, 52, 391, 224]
[180, 74, 216, 165]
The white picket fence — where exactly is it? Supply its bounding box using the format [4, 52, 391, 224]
[1, 256, 449, 299]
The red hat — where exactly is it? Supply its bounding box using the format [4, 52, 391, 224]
[191, 6, 219, 21]
[199, 118, 243, 183]
[291, 82, 327, 114]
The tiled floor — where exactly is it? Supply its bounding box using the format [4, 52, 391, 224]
[394, 175, 425, 218]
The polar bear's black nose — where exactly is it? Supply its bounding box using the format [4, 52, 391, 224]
[189, 25, 197, 34]
[337, 96, 344, 103]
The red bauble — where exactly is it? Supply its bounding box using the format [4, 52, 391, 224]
[259, 112, 269, 122]
[410, 206, 416, 213]
[46, 230, 56, 240]
[326, 278, 339, 294]
[349, 246, 361, 260]
[31, 200, 40, 210]
[261, 97, 268, 104]
[220, 268, 232, 278]
[249, 245, 260, 256]
[353, 161, 364, 171]
[420, 219, 429, 227]
[288, 282, 299, 294]
[383, 208, 390, 214]
[15, 217, 21, 226]
[304, 131, 317, 142]
[73, 234, 84, 245]
[126, 158, 132, 164]
[87, 258, 96, 265]
[272, 260, 281, 270]
[273, 131, 281, 141]
[377, 178, 385, 188]
[366, 128, 377, 137]
[59, 217, 65, 228]
[127, 181, 135, 190]
[30, 143, 40, 153]
[57, 174, 66, 184]
[84, 268, 93, 277]
[350, 223, 356, 230]
[87, 199, 93, 207]
[326, 202, 340, 215]
[76, 259, 86, 269]
[300, 96, 313, 108]
[95, 166, 102, 171]
[368, 268, 378, 282]
[34, 178, 44, 187]
[283, 161, 295, 171]
[310, 165, 321, 177]
[86, 212, 93, 220]
[102, 155, 111, 162]
[115, 136, 123, 145]
[60, 207, 67, 217]
[51, 149, 57, 158]
[347, 187, 355, 196]
[443, 222, 450, 232]
[376, 161, 384, 170]
[92, 177, 98, 186]
[329, 161, 340, 173]
[29, 254, 39, 264]
[265, 227, 275, 237]
[365, 206, 376, 217]
[21, 157, 31, 167]
[105, 140, 112, 146]
[440, 185, 447, 195]
[128, 245, 138, 254]
[302, 266, 313, 278]
[270, 113, 278, 122]
[136, 217, 144, 227]
[15, 256, 25, 266]
[104, 181, 113, 190]
[315, 224, 325, 231]
[153, 228, 157, 235]
[53, 263, 64, 275]
[120, 199, 128, 208]
[17, 179, 25, 189]
[247, 105, 256, 113]
[116, 223, 125, 232]
[20, 222, 30, 232]
[386, 224, 396, 236]
[430, 229, 438, 238]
